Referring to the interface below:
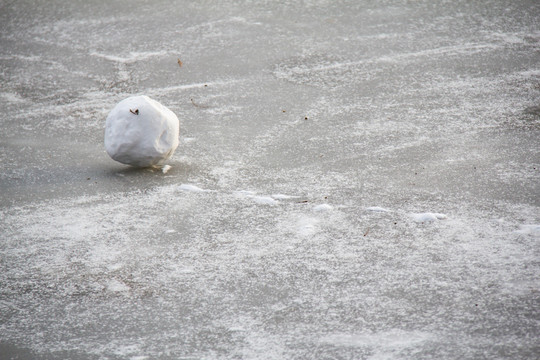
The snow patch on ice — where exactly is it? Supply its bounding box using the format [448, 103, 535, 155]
[161, 165, 171, 174]
[234, 191, 278, 205]
[516, 224, 540, 236]
[313, 204, 333, 212]
[234, 190, 257, 197]
[178, 184, 208, 192]
[229, 16, 262, 26]
[152, 78, 248, 96]
[516, 69, 540, 78]
[107, 279, 130, 293]
[228, 326, 246, 332]
[366, 206, 390, 212]
[90, 50, 169, 63]
[253, 196, 278, 205]
[175, 267, 195, 274]
[0, 92, 25, 103]
[490, 31, 527, 45]
[271, 194, 299, 200]
[296, 216, 319, 237]
[107, 263, 123, 272]
[411, 212, 448, 222]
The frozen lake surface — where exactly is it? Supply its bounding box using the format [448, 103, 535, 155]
[1, 0, 539, 359]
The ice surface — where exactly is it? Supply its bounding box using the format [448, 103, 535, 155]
[411, 212, 448, 222]
[321, 329, 433, 358]
[1, 0, 539, 359]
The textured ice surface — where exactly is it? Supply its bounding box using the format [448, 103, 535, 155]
[1, 0, 539, 359]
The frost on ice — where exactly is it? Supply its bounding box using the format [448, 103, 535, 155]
[411, 212, 448, 222]
[313, 203, 333, 212]
[516, 224, 540, 236]
[178, 184, 208, 192]
[366, 206, 391, 213]
[104, 95, 179, 167]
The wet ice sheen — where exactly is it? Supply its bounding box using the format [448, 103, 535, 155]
[1, 0, 539, 359]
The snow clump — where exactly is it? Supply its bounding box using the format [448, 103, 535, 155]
[104, 95, 179, 167]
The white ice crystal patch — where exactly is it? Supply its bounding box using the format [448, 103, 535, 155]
[296, 216, 319, 237]
[253, 196, 278, 205]
[313, 204, 333, 212]
[366, 206, 391, 212]
[516, 224, 540, 236]
[234, 190, 257, 197]
[161, 165, 171, 174]
[233, 190, 278, 205]
[178, 184, 208, 192]
[107, 279, 130, 293]
[90, 50, 169, 64]
[411, 212, 448, 222]
[271, 194, 299, 200]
